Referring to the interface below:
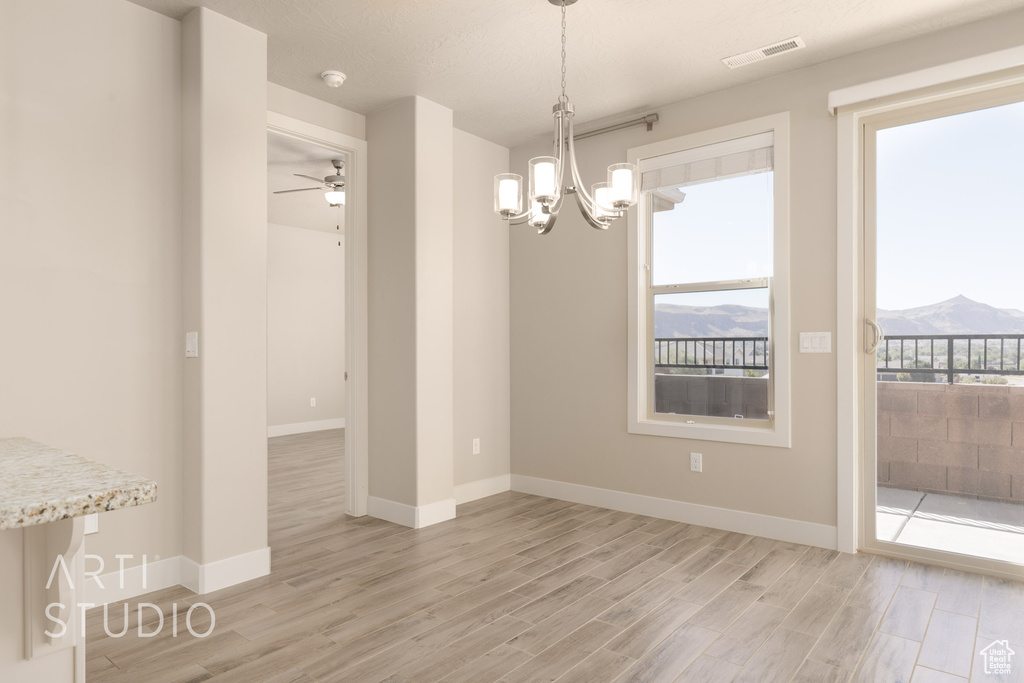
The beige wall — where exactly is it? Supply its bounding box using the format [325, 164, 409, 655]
[267, 223, 346, 427]
[0, 0, 182, 590]
[413, 98, 456, 507]
[509, 9, 1024, 529]
[367, 98, 420, 507]
[268, 82, 365, 141]
[181, 7, 268, 565]
[367, 96, 456, 511]
[453, 130, 511, 488]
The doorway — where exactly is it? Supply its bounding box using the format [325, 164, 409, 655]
[860, 84, 1024, 575]
[266, 113, 369, 518]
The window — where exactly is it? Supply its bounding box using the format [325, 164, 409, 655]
[627, 114, 791, 447]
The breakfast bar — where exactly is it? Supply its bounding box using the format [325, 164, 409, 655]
[0, 437, 157, 682]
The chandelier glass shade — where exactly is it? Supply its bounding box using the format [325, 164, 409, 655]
[493, 0, 638, 234]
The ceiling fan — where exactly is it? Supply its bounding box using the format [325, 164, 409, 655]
[273, 159, 346, 206]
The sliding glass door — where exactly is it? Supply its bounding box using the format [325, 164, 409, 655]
[862, 84, 1024, 575]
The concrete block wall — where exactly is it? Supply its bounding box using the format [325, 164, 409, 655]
[654, 374, 769, 420]
[877, 382, 1024, 501]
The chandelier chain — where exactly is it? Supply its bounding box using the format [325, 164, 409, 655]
[559, 0, 567, 104]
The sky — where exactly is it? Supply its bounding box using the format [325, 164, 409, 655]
[876, 99, 1024, 312]
[651, 98, 1024, 313]
[652, 172, 772, 309]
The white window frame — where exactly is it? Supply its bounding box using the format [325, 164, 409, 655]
[627, 113, 792, 447]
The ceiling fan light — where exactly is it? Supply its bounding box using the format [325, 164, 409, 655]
[325, 189, 345, 206]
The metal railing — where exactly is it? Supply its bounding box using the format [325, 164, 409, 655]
[877, 334, 1024, 384]
[654, 337, 768, 370]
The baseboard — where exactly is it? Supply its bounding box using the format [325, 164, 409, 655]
[511, 474, 837, 549]
[267, 418, 345, 437]
[367, 496, 457, 529]
[84, 556, 182, 606]
[180, 547, 271, 595]
[455, 474, 511, 505]
[416, 498, 457, 527]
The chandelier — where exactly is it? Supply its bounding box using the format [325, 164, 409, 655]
[493, 0, 638, 234]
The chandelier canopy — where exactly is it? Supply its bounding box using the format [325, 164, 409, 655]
[493, 0, 638, 234]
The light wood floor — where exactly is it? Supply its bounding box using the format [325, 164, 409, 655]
[86, 430, 1024, 682]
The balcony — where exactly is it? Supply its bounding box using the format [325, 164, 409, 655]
[653, 336, 769, 420]
[655, 333, 1024, 563]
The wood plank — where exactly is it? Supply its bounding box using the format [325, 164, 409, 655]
[688, 580, 765, 632]
[597, 576, 683, 628]
[917, 609, 977, 679]
[793, 659, 851, 682]
[498, 620, 620, 683]
[820, 552, 873, 590]
[555, 648, 635, 683]
[676, 655, 742, 683]
[780, 582, 850, 637]
[808, 603, 882, 670]
[604, 598, 701, 659]
[508, 594, 614, 655]
[935, 570, 983, 617]
[704, 601, 789, 665]
[757, 563, 823, 611]
[879, 585, 937, 642]
[852, 632, 919, 683]
[436, 644, 532, 683]
[617, 623, 719, 682]
[733, 627, 817, 683]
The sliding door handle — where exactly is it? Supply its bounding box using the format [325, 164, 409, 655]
[866, 318, 884, 355]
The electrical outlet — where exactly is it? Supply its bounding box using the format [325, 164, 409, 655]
[690, 452, 702, 473]
[310, 397, 316, 407]
[472, 438, 480, 455]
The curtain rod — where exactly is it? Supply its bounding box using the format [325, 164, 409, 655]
[566, 113, 660, 142]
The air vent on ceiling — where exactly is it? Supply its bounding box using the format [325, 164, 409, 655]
[722, 36, 806, 69]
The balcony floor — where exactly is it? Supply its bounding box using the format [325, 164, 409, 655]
[878, 486, 1024, 565]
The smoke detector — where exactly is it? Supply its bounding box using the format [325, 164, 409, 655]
[321, 70, 347, 88]
[722, 37, 805, 69]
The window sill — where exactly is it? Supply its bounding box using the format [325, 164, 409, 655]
[628, 416, 791, 448]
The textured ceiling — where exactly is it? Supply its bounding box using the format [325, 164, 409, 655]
[132, 0, 1023, 147]
[268, 131, 346, 235]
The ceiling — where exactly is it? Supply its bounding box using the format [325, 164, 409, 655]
[268, 131, 346, 234]
[132, 0, 1022, 147]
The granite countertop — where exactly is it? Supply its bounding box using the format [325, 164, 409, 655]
[0, 437, 157, 530]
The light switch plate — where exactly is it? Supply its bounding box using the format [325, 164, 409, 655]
[185, 331, 199, 358]
[84, 513, 98, 535]
[799, 332, 831, 353]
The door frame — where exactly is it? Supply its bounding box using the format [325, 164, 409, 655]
[267, 111, 369, 517]
[836, 70, 1024, 578]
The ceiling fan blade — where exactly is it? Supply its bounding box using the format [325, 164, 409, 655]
[293, 173, 326, 183]
[273, 187, 323, 194]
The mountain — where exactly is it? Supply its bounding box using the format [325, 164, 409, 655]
[877, 295, 1024, 335]
[654, 303, 768, 338]
[653, 295, 1024, 338]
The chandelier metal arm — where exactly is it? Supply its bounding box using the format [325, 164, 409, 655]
[571, 189, 610, 230]
[564, 118, 595, 212]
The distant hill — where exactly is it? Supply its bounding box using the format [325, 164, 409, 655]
[654, 303, 768, 338]
[878, 295, 1024, 335]
[654, 295, 1024, 338]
